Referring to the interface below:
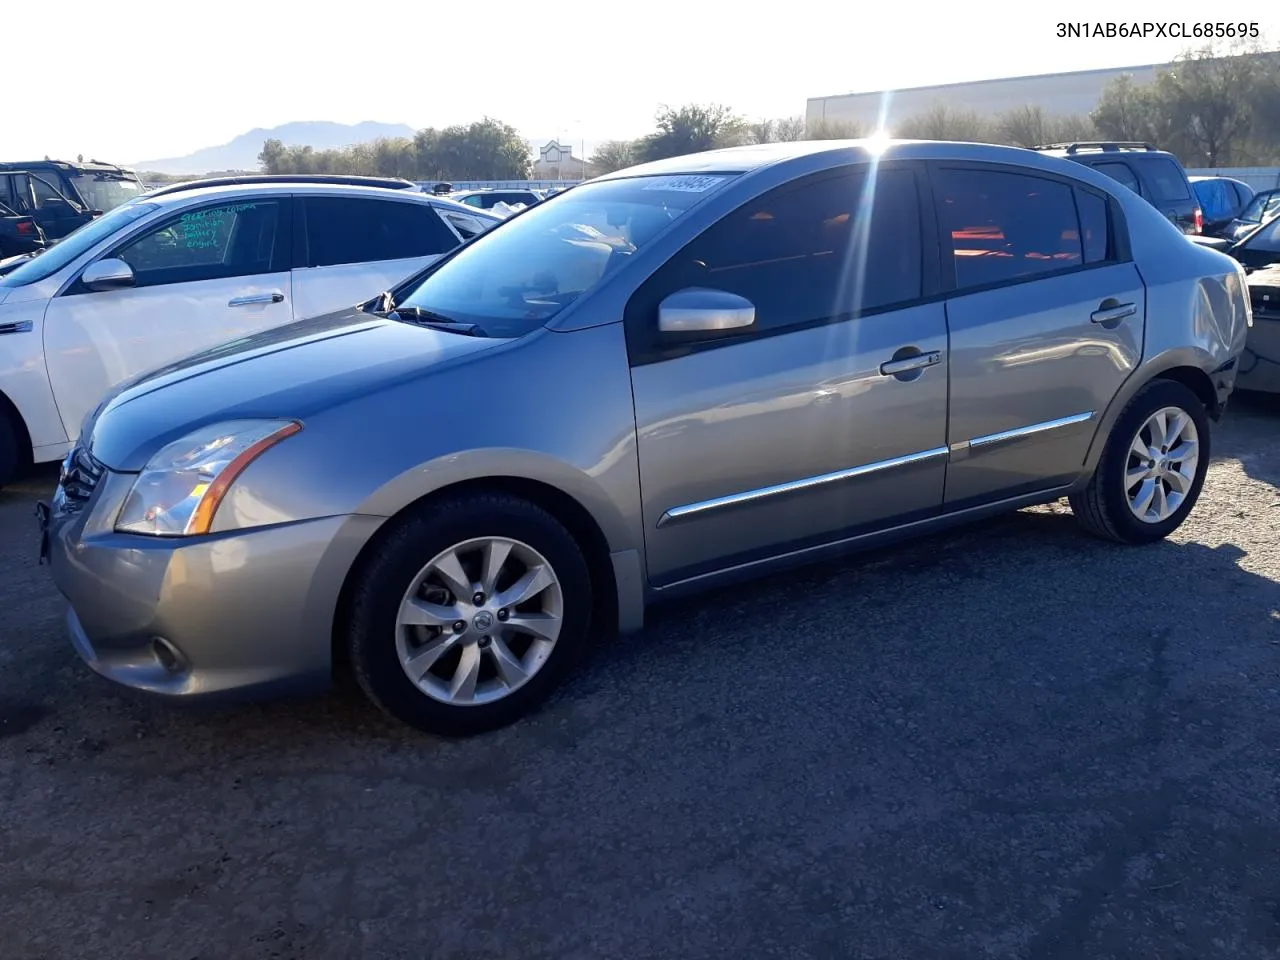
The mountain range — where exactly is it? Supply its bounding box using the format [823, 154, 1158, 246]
[132, 121, 600, 175]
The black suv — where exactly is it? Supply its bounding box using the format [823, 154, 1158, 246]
[0, 160, 145, 241]
[1032, 142, 1202, 235]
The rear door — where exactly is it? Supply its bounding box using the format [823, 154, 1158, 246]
[42, 196, 293, 437]
[932, 162, 1145, 507]
[292, 195, 462, 318]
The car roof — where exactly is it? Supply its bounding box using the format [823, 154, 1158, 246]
[137, 181, 500, 217]
[593, 138, 1146, 183]
[0, 159, 138, 175]
[1189, 175, 1252, 188]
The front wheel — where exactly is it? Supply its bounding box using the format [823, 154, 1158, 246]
[345, 492, 593, 736]
[1069, 379, 1211, 544]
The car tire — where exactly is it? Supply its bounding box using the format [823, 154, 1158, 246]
[1069, 379, 1211, 544]
[0, 409, 19, 489]
[346, 491, 593, 736]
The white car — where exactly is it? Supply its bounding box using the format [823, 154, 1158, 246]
[0, 180, 499, 484]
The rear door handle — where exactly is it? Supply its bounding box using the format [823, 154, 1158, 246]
[879, 351, 940, 377]
[1090, 302, 1136, 325]
[229, 292, 285, 307]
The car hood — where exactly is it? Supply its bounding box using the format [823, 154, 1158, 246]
[86, 306, 505, 471]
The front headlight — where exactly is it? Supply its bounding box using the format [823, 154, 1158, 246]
[115, 419, 302, 537]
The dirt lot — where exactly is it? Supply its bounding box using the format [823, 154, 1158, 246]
[1, 394, 1278, 960]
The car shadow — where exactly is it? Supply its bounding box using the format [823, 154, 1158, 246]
[1223, 391, 1280, 488]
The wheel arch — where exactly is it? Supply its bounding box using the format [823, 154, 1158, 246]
[331, 474, 630, 677]
[1082, 351, 1221, 478]
[0, 386, 34, 480]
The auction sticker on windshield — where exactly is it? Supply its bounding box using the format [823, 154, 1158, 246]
[640, 175, 728, 192]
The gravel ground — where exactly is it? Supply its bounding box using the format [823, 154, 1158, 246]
[1, 394, 1278, 960]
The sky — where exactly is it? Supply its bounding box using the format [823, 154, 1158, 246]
[5, 1, 1278, 164]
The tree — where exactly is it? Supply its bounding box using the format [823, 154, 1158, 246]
[589, 140, 637, 175]
[1090, 74, 1158, 143]
[636, 104, 745, 162]
[745, 119, 777, 144]
[805, 118, 864, 140]
[1151, 42, 1269, 166]
[774, 116, 807, 142]
[896, 103, 992, 142]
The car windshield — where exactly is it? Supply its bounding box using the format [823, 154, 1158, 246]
[68, 173, 146, 212]
[1240, 190, 1280, 224]
[0, 201, 158, 287]
[392, 173, 737, 338]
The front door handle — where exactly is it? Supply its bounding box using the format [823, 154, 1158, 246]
[879, 350, 941, 378]
[1090, 302, 1136, 325]
[229, 292, 285, 307]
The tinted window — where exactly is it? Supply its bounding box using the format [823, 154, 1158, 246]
[1241, 190, 1280, 224]
[114, 199, 282, 288]
[1146, 158, 1191, 201]
[643, 168, 922, 333]
[938, 168, 1084, 290]
[1075, 189, 1110, 264]
[443, 211, 488, 239]
[30, 175, 72, 209]
[1231, 182, 1254, 211]
[304, 197, 457, 267]
[1246, 217, 1280, 253]
[1092, 162, 1141, 194]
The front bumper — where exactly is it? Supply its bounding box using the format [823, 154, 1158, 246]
[45, 469, 382, 700]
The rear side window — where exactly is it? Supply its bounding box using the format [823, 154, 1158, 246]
[937, 168, 1085, 290]
[303, 197, 458, 267]
[1075, 189, 1110, 264]
[1092, 162, 1141, 194]
[1145, 158, 1191, 201]
[643, 167, 924, 334]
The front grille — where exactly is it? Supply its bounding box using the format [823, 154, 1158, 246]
[60, 445, 105, 508]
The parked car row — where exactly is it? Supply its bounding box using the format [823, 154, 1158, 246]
[30, 138, 1252, 737]
[0, 175, 501, 486]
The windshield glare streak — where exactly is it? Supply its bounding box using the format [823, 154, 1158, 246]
[394, 174, 736, 338]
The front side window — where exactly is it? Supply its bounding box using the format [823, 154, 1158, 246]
[30, 175, 77, 211]
[938, 168, 1089, 290]
[0, 201, 158, 288]
[1146, 158, 1192, 202]
[303, 197, 458, 267]
[393, 173, 737, 338]
[637, 167, 923, 336]
[113, 199, 282, 288]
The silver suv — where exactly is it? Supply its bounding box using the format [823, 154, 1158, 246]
[40, 140, 1252, 735]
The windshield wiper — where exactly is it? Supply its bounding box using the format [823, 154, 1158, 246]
[389, 305, 487, 337]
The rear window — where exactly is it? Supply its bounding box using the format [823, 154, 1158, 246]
[1145, 158, 1191, 202]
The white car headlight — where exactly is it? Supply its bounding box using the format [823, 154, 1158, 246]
[115, 419, 302, 537]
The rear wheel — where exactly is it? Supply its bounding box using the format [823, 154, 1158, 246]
[1069, 379, 1210, 544]
[346, 492, 593, 736]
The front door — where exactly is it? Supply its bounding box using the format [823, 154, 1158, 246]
[930, 163, 1146, 507]
[627, 164, 950, 587]
[43, 196, 294, 438]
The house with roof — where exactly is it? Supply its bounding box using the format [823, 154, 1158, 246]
[532, 140, 585, 180]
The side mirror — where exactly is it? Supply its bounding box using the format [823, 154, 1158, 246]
[657, 287, 756, 335]
[81, 258, 136, 292]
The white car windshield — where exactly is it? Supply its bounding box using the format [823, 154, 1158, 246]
[391, 174, 737, 338]
[0, 201, 159, 288]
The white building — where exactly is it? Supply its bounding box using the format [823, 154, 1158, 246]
[532, 140, 585, 180]
[806, 62, 1169, 131]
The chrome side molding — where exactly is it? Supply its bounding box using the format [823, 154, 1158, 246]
[968, 411, 1095, 450]
[657, 446, 950, 527]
